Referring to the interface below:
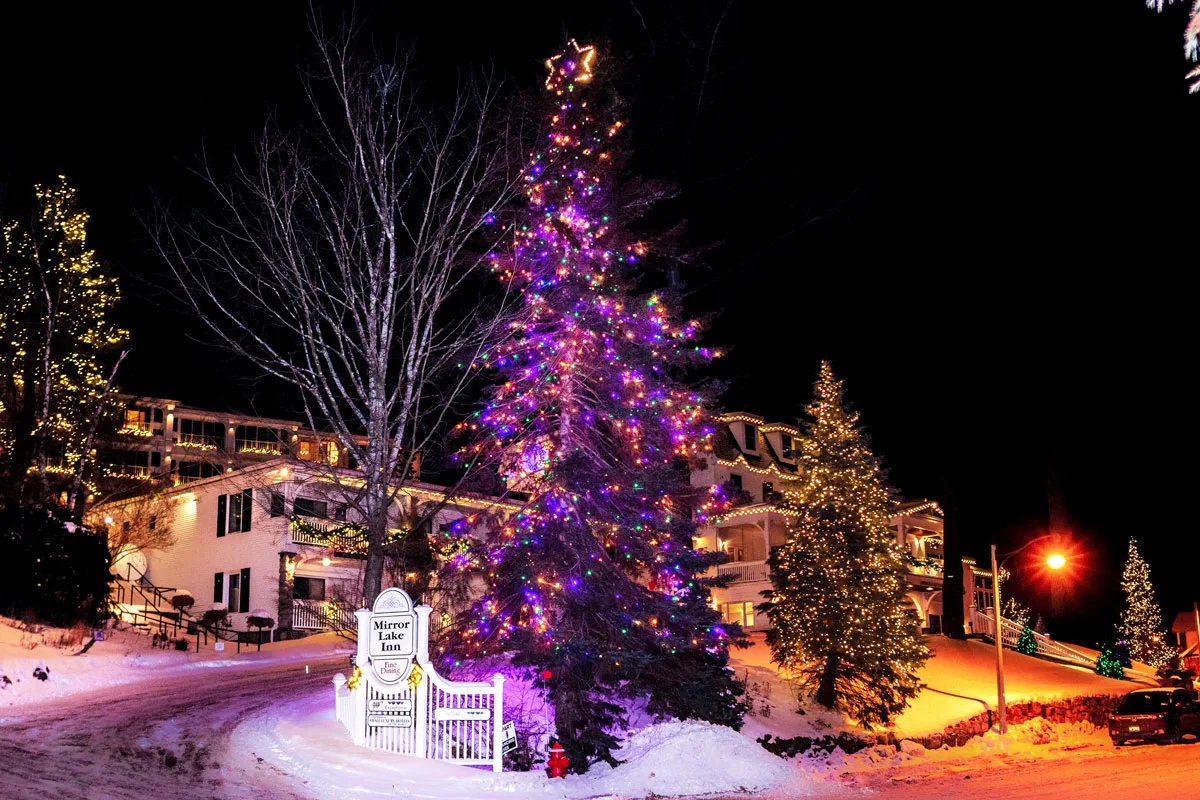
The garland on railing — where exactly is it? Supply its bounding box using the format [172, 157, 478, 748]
[906, 555, 944, 574]
[289, 516, 420, 554]
[347, 665, 363, 690]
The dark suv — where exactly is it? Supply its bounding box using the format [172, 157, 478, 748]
[1109, 688, 1200, 745]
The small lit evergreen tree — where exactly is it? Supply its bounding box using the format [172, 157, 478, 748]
[1117, 537, 1173, 670]
[760, 363, 928, 724]
[1016, 625, 1037, 656]
[1096, 644, 1125, 679]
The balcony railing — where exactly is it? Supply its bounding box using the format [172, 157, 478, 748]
[716, 560, 770, 584]
[177, 433, 223, 450]
[289, 519, 368, 556]
[293, 598, 356, 631]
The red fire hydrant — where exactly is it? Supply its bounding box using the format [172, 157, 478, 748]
[547, 741, 569, 778]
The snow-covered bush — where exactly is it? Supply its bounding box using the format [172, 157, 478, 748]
[201, 604, 229, 627]
[247, 610, 275, 630]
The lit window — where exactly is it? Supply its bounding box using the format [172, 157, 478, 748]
[720, 602, 755, 628]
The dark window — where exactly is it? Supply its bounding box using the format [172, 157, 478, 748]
[743, 423, 757, 450]
[178, 418, 225, 450]
[780, 433, 793, 456]
[213, 572, 224, 603]
[153, 408, 164, 424]
[763, 482, 774, 502]
[235, 425, 286, 455]
[293, 576, 326, 601]
[150, 451, 162, 468]
[216, 494, 227, 537]
[293, 497, 328, 518]
[270, 493, 286, 517]
[729, 473, 743, 491]
[227, 488, 253, 533]
[1118, 692, 1173, 715]
[228, 572, 241, 614]
[333, 504, 348, 521]
[175, 460, 220, 483]
[149, 515, 157, 531]
[239, 567, 250, 613]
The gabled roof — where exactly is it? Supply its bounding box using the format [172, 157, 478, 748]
[1172, 611, 1198, 634]
[714, 413, 800, 477]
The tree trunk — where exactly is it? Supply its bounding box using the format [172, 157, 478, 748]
[815, 650, 840, 709]
[68, 349, 128, 521]
[361, 481, 389, 605]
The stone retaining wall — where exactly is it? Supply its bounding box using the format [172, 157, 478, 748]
[894, 694, 1124, 750]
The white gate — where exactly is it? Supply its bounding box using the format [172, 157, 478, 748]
[333, 589, 506, 772]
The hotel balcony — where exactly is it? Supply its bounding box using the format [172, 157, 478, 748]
[715, 559, 770, 584]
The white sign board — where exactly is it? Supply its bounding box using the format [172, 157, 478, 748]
[369, 588, 418, 685]
[435, 707, 491, 721]
[368, 699, 413, 713]
[501, 721, 517, 754]
[368, 713, 413, 728]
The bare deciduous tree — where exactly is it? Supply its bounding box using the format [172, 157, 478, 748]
[152, 20, 521, 603]
[103, 489, 177, 568]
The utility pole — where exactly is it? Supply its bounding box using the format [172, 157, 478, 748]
[991, 543, 1007, 734]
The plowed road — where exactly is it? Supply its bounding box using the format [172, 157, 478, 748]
[0, 658, 342, 799]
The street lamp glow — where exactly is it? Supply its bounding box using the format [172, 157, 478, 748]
[1046, 553, 1066, 570]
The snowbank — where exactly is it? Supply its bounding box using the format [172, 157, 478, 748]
[230, 689, 839, 799]
[0, 618, 354, 709]
[573, 720, 798, 797]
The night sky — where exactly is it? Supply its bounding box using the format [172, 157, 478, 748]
[2, 2, 1196, 644]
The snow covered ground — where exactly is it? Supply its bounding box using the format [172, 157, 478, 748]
[730, 634, 1144, 742]
[0, 617, 1174, 800]
[0, 617, 355, 709]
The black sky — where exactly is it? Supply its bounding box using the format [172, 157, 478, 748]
[1, 1, 1196, 644]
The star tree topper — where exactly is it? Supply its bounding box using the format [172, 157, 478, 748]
[545, 39, 596, 94]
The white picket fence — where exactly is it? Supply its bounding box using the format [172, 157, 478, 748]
[970, 608, 1094, 667]
[334, 603, 505, 771]
[425, 668, 504, 765]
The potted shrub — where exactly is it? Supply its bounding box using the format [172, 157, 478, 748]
[170, 591, 195, 614]
[247, 610, 275, 651]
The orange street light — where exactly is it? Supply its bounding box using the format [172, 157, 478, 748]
[1046, 553, 1067, 570]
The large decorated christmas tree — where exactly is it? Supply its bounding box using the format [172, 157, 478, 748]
[1117, 537, 1173, 670]
[760, 363, 928, 724]
[450, 41, 745, 770]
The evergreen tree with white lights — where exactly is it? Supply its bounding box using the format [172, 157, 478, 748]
[760, 363, 928, 724]
[446, 41, 745, 771]
[1117, 537, 1173, 670]
[0, 177, 127, 509]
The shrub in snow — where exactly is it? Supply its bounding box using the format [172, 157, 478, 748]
[898, 739, 926, 756]
[32, 664, 49, 681]
[174, 638, 189, 652]
[0, 505, 111, 627]
[756, 731, 869, 758]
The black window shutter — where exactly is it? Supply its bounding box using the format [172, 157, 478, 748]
[213, 572, 224, 603]
[216, 494, 227, 537]
[239, 568, 250, 612]
[270, 493, 285, 517]
[241, 488, 253, 532]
